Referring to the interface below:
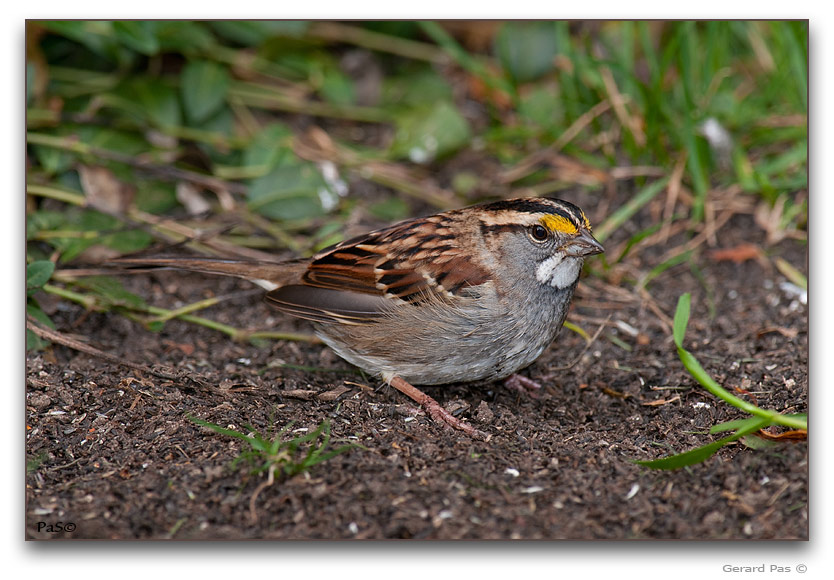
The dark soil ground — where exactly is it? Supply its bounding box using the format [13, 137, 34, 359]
[25, 205, 807, 540]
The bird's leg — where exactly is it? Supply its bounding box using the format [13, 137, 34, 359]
[388, 376, 488, 441]
[504, 373, 543, 399]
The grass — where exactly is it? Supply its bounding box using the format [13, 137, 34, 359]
[189, 416, 358, 480]
[635, 293, 807, 470]
[188, 416, 361, 521]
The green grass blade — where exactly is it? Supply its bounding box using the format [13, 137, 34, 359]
[709, 416, 766, 435]
[189, 415, 254, 442]
[671, 293, 807, 431]
[635, 416, 771, 470]
[593, 177, 669, 242]
[637, 250, 693, 290]
[672, 293, 691, 348]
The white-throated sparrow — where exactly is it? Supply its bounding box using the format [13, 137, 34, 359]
[115, 197, 603, 439]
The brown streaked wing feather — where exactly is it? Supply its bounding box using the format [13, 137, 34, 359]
[300, 215, 492, 303]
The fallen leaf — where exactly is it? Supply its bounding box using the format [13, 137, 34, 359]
[78, 165, 134, 214]
[756, 326, 799, 339]
[755, 427, 807, 441]
[643, 395, 681, 406]
[709, 243, 762, 264]
[547, 154, 609, 187]
[317, 385, 352, 401]
[176, 181, 212, 215]
[163, 340, 195, 356]
[466, 72, 513, 110]
[282, 389, 317, 400]
[601, 386, 629, 399]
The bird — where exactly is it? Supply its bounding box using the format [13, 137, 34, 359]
[113, 197, 604, 439]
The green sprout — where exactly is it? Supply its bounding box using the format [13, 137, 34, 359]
[189, 416, 359, 479]
[188, 416, 362, 521]
[636, 293, 806, 469]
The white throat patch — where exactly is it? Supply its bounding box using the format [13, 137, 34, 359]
[536, 254, 582, 289]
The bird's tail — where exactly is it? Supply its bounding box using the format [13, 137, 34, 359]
[109, 255, 306, 291]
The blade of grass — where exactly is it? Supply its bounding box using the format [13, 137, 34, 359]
[417, 21, 515, 106]
[636, 250, 693, 291]
[635, 415, 771, 469]
[593, 177, 669, 242]
[673, 293, 806, 430]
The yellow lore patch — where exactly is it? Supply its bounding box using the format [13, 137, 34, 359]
[540, 214, 578, 235]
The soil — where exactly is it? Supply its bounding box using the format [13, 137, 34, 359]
[25, 208, 808, 541]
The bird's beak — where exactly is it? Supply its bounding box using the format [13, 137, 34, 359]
[564, 229, 605, 257]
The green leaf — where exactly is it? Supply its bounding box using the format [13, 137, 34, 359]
[368, 197, 410, 222]
[27, 329, 49, 351]
[672, 293, 691, 349]
[26, 211, 67, 240]
[519, 84, 562, 127]
[635, 417, 771, 470]
[495, 22, 559, 84]
[120, 77, 182, 129]
[635, 439, 730, 470]
[147, 320, 165, 333]
[247, 162, 333, 221]
[210, 21, 308, 46]
[242, 123, 295, 176]
[709, 417, 762, 434]
[69, 276, 148, 310]
[382, 68, 453, 108]
[311, 221, 346, 252]
[133, 182, 179, 214]
[27, 302, 55, 329]
[26, 261, 55, 292]
[45, 209, 151, 262]
[156, 21, 216, 54]
[181, 60, 231, 123]
[738, 435, 782, 451]
[112, 21, 161, 55]
[319, 68, 356, 106]
[77, 126, 149, 156]
[668, 294, 807, 431]
[100, 229, 153, 254]
[40, 21, 122, 61]
[31, 134, 75, 175]
[142, 84, 182, 130]
[390, 101, 471, 163]
[26, 302, 55, 351]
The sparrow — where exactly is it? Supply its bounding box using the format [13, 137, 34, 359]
[113, 197, 603, 439]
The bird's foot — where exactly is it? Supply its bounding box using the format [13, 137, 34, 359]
[504, 373, 543, 399]
[388, 376, 489, 441]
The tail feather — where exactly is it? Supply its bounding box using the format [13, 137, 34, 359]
[110, 256, 305, 291]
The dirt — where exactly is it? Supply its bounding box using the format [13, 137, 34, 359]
[25, 205, 807, 540]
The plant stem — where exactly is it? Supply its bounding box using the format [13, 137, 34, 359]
[677, 347, 807, 430]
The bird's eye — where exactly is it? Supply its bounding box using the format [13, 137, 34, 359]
[530, 224, 549, 242]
